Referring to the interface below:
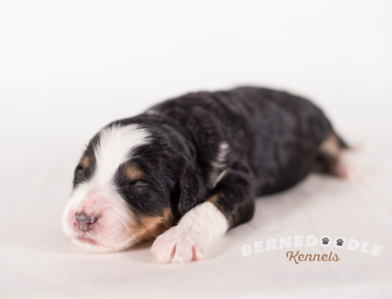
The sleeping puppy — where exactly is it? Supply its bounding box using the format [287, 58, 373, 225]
[62, 86, 356, 263]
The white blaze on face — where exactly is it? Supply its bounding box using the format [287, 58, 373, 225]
[62, 124, 150, 253]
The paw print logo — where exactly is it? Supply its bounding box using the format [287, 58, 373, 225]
[320, 235, 331, 247]
[334, 237, 346, 248]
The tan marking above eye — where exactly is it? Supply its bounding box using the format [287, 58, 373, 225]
[80, 156, 90, 168]
[125, 164, 145, 181]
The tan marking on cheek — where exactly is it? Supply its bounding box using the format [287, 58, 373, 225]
[126, 164, 145, 181]
[80, 156, 90, 168]
[129, 208, 174, 244]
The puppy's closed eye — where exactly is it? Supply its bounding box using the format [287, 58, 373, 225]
[129, 179, 150, 188]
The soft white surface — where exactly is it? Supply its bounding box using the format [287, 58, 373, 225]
[1, 1, 392, 298]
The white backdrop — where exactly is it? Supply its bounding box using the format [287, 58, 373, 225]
[1, 1, 392, 298]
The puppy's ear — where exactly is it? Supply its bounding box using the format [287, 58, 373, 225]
[178, 168, 207, 216]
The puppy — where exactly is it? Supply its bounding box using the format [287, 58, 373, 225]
[62, 86, 355, 263]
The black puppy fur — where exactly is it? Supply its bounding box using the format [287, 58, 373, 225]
[74, 86, 346, 234]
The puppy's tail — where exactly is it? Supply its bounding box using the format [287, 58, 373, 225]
[337, 134, 367, 153]
[337, 135, 349, 150]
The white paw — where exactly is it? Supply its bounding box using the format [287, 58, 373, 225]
[151, 225, 207, 264]
[150, 202, 229, 264]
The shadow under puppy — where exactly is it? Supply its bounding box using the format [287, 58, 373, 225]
[62, 86, 357, 263]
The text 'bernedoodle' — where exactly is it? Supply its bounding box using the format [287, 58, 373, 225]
[241, 235, 384, 263]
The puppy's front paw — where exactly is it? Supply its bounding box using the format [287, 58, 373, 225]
[151, 225, 206, 264]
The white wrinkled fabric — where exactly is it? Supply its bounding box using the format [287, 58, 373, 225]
[1, 96, 391, 299]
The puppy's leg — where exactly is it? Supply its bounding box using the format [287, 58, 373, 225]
[151, 161, 255, 264]
[317, 133, 361, 180]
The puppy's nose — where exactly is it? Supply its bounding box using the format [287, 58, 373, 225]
[75, 213, 98, 231]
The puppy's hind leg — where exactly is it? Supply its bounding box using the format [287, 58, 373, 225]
[317, 132, 362, 180]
